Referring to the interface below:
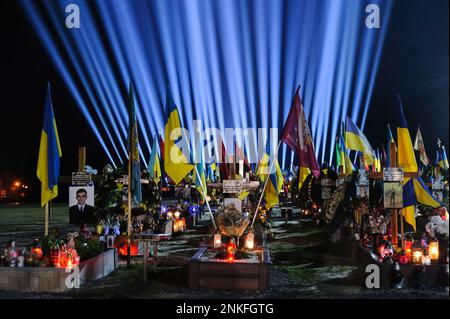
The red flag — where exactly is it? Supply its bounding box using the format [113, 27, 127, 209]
[220, 141, 230, 180]
[281, 86, 320, 178]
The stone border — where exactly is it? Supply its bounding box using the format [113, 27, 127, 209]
[0, 248, 118, 293]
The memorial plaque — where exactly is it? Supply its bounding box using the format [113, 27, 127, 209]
[72, 172, 92, 186]
[223, 180, 243, 193]
[321, 179, 336, 187]
[357, 168, 370, 186]
[383, 167, 404, 182]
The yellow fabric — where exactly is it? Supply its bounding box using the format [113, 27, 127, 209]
[345, 131, 375, 165]
[265, 181, 279, 210]
[401, 205, 416, 232]
[239, 190, 250, 200]
[264, 161, 283, 210]
[36, 119, 62, 207]
[343, 152, 354, 176]
[397, 127, 418, 173]
[37, 131, 58, 207]
[413, 179, 441, 208]
[151, 152, 161, 183]
[298, 166, 311, 189]
[401, 177, 416, 231]
[164, 108, 194, 184]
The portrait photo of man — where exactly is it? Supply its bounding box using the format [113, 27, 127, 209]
[69, 187, 95, 224]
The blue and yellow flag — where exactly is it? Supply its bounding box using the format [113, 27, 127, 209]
[260, 143, 283, 209]
[338, 124, 354, 176]
[375, 149, 382, 172]
[396, 94, 418, 173]
[401, 176, 442, 231]
[441, 147, 449, 170]
[164, 88, 194, 184]
[148, 135, 161, 183]
[413, 177, 442, 207]
[401, 178, 416, 231]
[37, 83, 62, 207]
[435, 150, 441, 167]
[345, 116, 375, 165]
[194, 141, 207, 198]
[127, 83, 142, 205]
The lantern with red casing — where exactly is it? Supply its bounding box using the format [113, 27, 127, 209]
[226, 238, 237, 263]
[404, 237, 413, 260]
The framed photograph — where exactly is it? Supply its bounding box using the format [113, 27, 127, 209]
[383, 182, 403, 209]
[68, 186, 95, 224]
[224, 198, 242, 214]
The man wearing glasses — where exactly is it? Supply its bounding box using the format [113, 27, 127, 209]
[69, 188, 95, 224]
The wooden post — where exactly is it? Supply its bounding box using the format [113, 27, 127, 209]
[400, 208, 405, 248]
[389, 142, 398, 247]
[143, 241, 148, 284]
[78, 146, 86, 172]
[44, 203, 49, 236]
[338, 165, 344, 179]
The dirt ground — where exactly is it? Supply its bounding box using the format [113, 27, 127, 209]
[1, 205, 448, 299]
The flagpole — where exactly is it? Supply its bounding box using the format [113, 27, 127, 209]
[127, 150, 132, 267]
[44, 202, 49, 236]
[250, 141, 282, 229]
[193, 165, 217, 230]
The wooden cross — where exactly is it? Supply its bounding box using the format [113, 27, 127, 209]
[336, 142, 418, 248]
[49, 146, 106, 235]
[359, 143, 417, 248]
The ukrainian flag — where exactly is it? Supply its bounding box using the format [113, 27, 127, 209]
[164, 88, 194, 184]
[260, 144, 283, 209]
[375, 149, 381, 172]
[401, 177, 442, 231]
[36, 83, 62, 207]
[194, 141, 207, 198]
[435, 150, 441, 167]
[413, 177, 442, 207]
[441, 147, 449, 170]
[396, 94, 418, 173]
[401, 178, 416, 231]
[345, 116, 375, 165]
[339, 128, 354, 176]
[148, 135, 161, 183]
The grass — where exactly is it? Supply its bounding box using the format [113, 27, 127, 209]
[0, 203, 68, 230]
[276, 264, 358, 285]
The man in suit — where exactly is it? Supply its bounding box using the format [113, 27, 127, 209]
[69, 188, 95, 224]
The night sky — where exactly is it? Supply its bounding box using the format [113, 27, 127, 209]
[0, 0, 448, 198]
